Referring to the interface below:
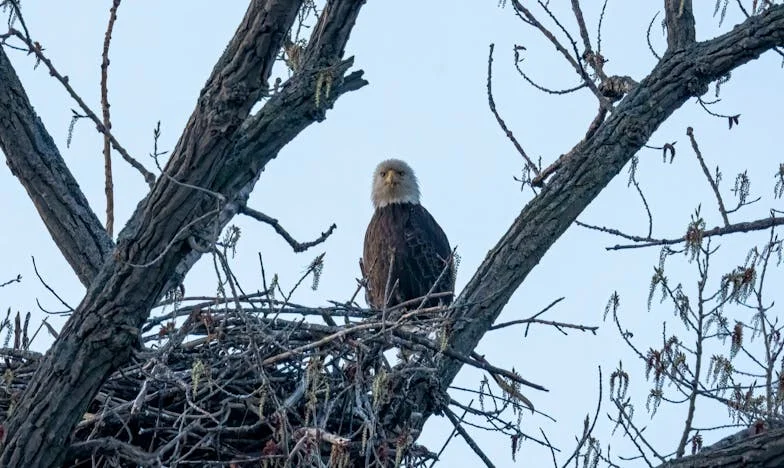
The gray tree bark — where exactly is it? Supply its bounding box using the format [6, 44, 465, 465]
[0, 48, 113, 287]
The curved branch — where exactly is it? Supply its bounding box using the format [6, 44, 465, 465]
[240, 205, 336, 253]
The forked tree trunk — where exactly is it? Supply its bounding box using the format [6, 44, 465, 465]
[0, 1, 783, 466]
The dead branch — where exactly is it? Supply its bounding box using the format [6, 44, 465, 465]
[240, 205, 337, 253]
[101, 0, 121, 236]
[487, 44, 539, 175]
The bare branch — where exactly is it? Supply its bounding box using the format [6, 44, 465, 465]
[0, 274, 21, 288]
[570, 0, 593, 55]
[687, 126, 731, 227]
[487, 44, 539, 175]
[101, 0, 121, 236]
[240, 205, 336, 253]
[577, 216, 784, 250]
[444, 407, 497, 468]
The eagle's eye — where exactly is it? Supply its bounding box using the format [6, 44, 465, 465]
[379, 170, 386, 177]
[397, 170, 405, 176]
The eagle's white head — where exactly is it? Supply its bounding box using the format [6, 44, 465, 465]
[371, 159, 421, 208]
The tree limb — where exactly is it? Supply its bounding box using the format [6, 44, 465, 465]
[656, 425, 784, 467]
[0, 47, 114, 287]
[665, 0, 696, 50]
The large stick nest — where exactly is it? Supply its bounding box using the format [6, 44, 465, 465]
[0, 294, 457, 467]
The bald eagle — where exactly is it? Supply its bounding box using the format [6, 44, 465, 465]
[362, 159, 455, 311]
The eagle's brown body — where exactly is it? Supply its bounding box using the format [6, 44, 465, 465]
[363, 202, 454, 310]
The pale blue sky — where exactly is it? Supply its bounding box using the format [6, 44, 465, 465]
[1, 1, 782, 466]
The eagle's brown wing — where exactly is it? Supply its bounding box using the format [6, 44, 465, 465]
[363, 203, 453, 310]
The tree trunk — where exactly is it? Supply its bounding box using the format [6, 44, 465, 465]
[0, 1, 367, 466]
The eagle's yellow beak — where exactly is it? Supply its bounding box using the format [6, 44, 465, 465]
[384, 170, 398, 186]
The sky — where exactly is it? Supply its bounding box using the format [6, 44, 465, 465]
[1, 1, 783, 466]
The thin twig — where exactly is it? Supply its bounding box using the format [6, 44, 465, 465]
[31, 256, 74, 312]
[687, 126, 730, 227]
[430, 401, 473, 468]
[487, 44, 539, 175]
[0, 275, 21, 288]
[510, 0, 612, 110]
[491, 318, 597, 335]
[396, 329, 547, 391]
[514, 46, 587, 96]
[101, 0, 121, 236]
[444, 407, 496, 468]
[646, 12, 662, 60]
[628, 158, 654, 238]
[577, 216, 784, 250]
[596, 0, 609, 54]
[561, 367, 603, 468]
[489, 297, 597, 335]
